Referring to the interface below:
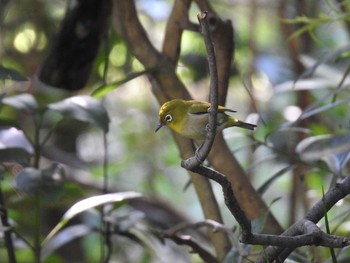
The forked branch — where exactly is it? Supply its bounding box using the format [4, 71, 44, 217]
[180, 11, 350, 263]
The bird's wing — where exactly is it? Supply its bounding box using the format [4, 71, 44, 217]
[189, 101, 236, 114]
[188, 101, 210, 114]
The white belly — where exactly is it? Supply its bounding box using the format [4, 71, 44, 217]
[181, 112, 227, 140]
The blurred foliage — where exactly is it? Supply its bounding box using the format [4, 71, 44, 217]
[0, 0, 350, 262]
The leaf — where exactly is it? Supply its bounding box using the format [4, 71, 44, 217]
[258, 165, 295, 195]
[42, 191, 142, 245]
[0, 65, 28, 81]
[297, 45, 350, 80]
[266, 128, 310, 153]
[91, 69, 151, 98]
[16, 163, 65, 200]
[296, 133, 350, 162]
[222, 249, 241, 263]
[298, 96, 350, 121]
[16, 167, 41, 194]
[0, 127, 33, 153]
[320, 150, 350, 176]
[41, 225, 92, 260]
[48, 96, 110, 132]
[2, 93, 38, 111]
[0, 116, 21, 129]
[0, 148, 31, 164]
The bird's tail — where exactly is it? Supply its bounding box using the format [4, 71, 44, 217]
[235, 120, 257, 131]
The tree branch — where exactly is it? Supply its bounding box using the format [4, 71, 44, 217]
[162, 232, 219, 263]
[188, 163, 349, 262]
[257, 175, 350, 262]
[163, 6, 331, 262]
[181, 11, 219, 169]
[112, 2, 231, 259]
[162, 0, 191, 63]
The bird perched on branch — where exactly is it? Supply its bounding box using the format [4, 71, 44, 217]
[155, 99, 256, 140]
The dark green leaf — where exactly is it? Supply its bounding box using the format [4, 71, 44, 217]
[266, 127, 310, 153]
[3, 93, 38, 111]
[0, 148, 31, 164]
[48, 96, 110, 132]
[0, 65, 28, 81]
[16, 163, 65, 200]
[0, 116, 21, 128]
[16, 167, 41, 194]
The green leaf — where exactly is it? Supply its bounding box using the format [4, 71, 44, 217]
[48, 96, 110, 132]
[42, 191, 142, 245]
[258, 165, 295, 195]
[3, 93, 39, 111]
[296, 133, 350, 162]
[42, 225, 92, 260]
[0, 116, 21, 128]
[0, 65, 28, 81]
[91, 69, 152, 98]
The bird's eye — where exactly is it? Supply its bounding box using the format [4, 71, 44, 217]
[165, 114, 172, 122]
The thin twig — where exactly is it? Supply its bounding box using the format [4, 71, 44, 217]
[189, 165, 252, 237]
[164, 219, 236, 236]
[162, 233, 219, 263]
[181, 10, 219, 169]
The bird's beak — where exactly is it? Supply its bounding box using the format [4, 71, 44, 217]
[155, 123, 164, 132]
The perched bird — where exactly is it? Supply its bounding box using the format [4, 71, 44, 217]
[155, 99, 256, 140]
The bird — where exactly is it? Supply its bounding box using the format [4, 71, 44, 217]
[155, 99, 256, 140]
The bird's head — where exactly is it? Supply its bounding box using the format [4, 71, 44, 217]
[155, 99, 186, 133]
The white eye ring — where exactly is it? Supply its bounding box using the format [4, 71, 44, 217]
[165, 114, 172, 122]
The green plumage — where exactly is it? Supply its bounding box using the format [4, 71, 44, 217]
[156, 99, 256, 139]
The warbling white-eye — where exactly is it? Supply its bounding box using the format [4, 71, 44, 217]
[155, 99, 256, 140]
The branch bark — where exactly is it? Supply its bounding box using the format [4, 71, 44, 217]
[179, 8, 349, 263]
[257, 175, 350, 262]
[181, 11, 219, 169]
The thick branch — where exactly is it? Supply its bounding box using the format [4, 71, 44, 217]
[162, 0, 191, 63]
[112, 2, 231, 259]
[190, 165, 349, 258]
[194, 0, 234, 105]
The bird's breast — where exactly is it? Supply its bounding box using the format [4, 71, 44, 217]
[177, 113, 207, 139]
